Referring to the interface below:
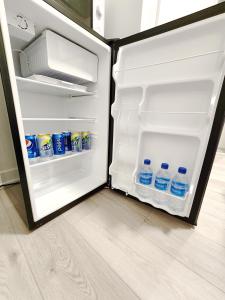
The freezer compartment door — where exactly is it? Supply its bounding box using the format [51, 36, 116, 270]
[110, 5, 225, 224]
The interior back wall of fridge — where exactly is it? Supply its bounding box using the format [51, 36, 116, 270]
[1, 0, 111, 222]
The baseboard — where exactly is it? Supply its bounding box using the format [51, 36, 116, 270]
[0, 168, 19, 185]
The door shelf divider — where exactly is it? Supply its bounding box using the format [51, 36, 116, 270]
[135, 182, 189, 217]
[16, 76, 94, 97]
[30, 150, 92, 168]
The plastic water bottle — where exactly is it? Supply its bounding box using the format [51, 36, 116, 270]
[170, 167, 189, 197]
[154, 163, 170, 191]
[139, 159, 153, 185]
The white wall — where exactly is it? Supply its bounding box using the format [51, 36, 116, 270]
[0, 75, 19, 185]
[157, 0, 219, 25]
[103, 0, 143, 39]
[97, 0, 221, 39]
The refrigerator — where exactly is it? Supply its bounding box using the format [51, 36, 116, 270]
[0, 0, 225, 230]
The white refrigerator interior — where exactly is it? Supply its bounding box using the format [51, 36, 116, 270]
[110, 13, 225, 217]
[0, 0, 111, 221]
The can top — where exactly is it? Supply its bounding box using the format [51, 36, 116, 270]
[38, 133, 51, 136]
[52, 133, 63, 135]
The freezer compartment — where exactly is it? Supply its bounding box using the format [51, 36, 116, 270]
[20, 30, 98, 84]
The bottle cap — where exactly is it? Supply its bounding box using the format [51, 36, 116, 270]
[178, 167, 187, 174]
[144, 159, 151, 165]
[161, 163, 169, 169]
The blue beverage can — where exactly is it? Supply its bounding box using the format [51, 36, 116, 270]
[71, 132, 82, 152]
[25, 134, 39, 159]
[82, 131, 91, 150]
[37, 134, 53, 158]
[52, 133, 65, 155]
[63, 131, 72, 152]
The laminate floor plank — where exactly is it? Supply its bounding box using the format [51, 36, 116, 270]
[66, 192, 225, 300]
[1, 189, 139, 300]
[96, 190, 225, 293]
[0, 191, 42, 300]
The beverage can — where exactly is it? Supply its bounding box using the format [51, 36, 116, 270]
[71, 132, 82, 152]
[63, 131, 72, 152]
[52, 133, 65, 155]
[25, 134, 39, 159]
[37, 134, 53, 158]
[82, 131, 91, 150]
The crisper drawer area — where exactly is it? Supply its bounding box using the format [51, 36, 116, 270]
[20, 30, 98, 83]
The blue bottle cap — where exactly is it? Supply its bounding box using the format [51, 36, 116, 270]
[161, 163, 169, 169]
[178, 167, 187, 174]
[144, 159, 151, 165]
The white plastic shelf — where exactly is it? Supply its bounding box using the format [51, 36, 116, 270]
[22, 117, 96, 122]
[30, 150, 91, 168]
[140, 111, 209, 135]
[135, 182, 188, 217]
[16, 77, 94, 97]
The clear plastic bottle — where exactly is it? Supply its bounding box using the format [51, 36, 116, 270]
[139, 159, 153, 185]
[170, 167, 189, 197]
[154, 163, 170, 191]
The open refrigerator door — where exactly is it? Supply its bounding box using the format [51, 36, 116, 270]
[110, 10, 225, 222]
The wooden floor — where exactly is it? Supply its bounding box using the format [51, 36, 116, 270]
[0, 153, 225, 300]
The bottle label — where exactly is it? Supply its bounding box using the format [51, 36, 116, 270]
[171, 181, 188, 197]
[155, 177, 170, 191]
[139, 172, 152, 185]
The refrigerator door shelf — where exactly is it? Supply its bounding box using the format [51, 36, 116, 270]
[134, 181, 189, 217]
[139, 111, 210, 134]
[142, 79, 215, 112]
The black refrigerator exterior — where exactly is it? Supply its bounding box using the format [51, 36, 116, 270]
[0, 0, 225, 230]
